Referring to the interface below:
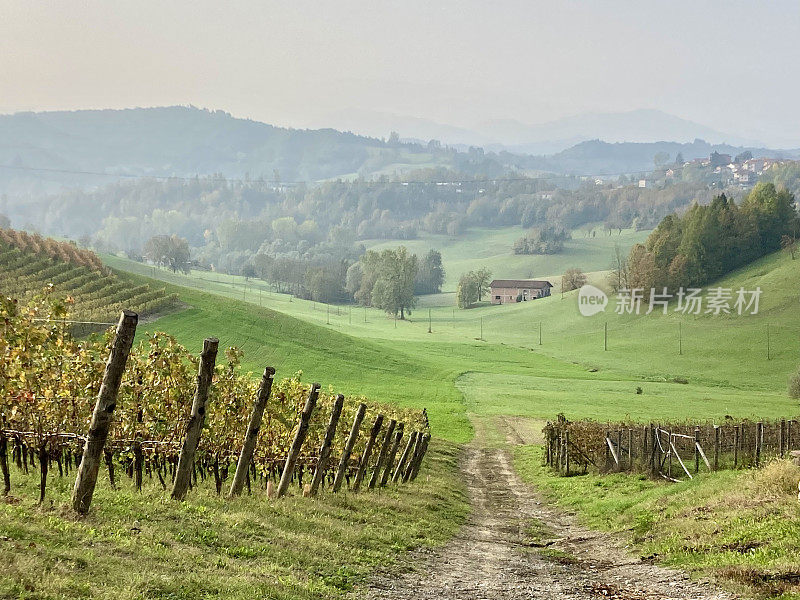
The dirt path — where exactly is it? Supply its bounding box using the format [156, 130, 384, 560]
[365, 420, 735, 600]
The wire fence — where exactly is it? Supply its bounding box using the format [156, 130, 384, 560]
[545, 417, 799, 481]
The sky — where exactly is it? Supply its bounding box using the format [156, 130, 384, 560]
[2, 0, 800, 147]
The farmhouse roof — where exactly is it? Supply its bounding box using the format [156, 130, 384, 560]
[490, 279, 553, 289]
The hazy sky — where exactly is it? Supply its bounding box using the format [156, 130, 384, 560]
[2, 1, 800, 146]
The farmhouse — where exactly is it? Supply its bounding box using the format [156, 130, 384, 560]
[490, 279, 552, 304]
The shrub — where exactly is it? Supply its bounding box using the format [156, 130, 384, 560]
[790, 366, 800, 399]
[750, 459, 800, 498]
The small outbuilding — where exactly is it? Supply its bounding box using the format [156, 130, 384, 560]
[490, 279, 552, 304]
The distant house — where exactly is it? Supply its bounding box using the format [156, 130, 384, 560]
[490, 279, 553, 304]
[710, 152, 732, 167]
[638, 179, 649, 188]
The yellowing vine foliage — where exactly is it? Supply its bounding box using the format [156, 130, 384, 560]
[1, 290, 429, 477]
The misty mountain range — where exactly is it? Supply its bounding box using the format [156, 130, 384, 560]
[318, 108, 765, 154]
[1, 106, 798, 196]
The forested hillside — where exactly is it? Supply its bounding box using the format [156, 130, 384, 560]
[623, 182, 799, 292]
[0, 107, 511, 195]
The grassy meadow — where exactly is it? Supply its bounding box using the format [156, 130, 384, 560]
[6, 224, 800, 599]
[361, 225, 649, 290]
[0, 441, 468, 600]
[106, 239, 800, 431]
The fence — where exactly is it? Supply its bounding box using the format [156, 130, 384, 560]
[545, 416, 797, 481]
[0, 311, 431, 513]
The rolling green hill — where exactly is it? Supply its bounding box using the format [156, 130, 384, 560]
[362, 225, 649, 291]
[107, 245, 800, 434]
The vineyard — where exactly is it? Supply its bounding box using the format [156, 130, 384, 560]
[0, 228, 178, 329]
[0, 293, 430, 512]
[545, 415, 798, 480]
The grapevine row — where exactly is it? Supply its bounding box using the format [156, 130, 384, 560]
[0, 294, 431, 509]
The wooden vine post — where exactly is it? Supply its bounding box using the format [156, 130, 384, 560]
[71, 310, 138, 515]
[229, 367, 275, 498]
[276, 383, 320, 498]
[755, 421, 763, 467]
[352, 415, 383, 492]
[393, 431, 418, 484]
[368, 419, 396, 490]
[403, 431, 426, 482]
[171, 338, 219, 501]
[0, 431, 10, 495]
[380, 423, 404, 486]
[409, 433, 431, 481]
[309, 394, 344, 496]
[332, 403, 366, 492]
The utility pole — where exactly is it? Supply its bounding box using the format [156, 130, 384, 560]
[767, 323, 771, 360]
[428, 308, 432, 333]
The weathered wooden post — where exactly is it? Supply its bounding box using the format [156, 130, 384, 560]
[72, 310, 138, 514]
[332, 403, 366, 492]
[617, 430, 623, 471]
[368, 419, 396, 490]
[171, 338, 219, 501]
[380, 423, 404, 486]
[788, 420, 794, 452]
[0, 431, 10, 495]
[352, 415, 383, 492]
[780, 419, 786, 458]
[564, 429, 570, 475]
[755, 421, 763, 468]
[667, 433, 673, 479]
[409, 433, 431, 481]
[133, 437, 143, 491]
[734, 425, 740, 468]
[650, 426, 658, 477]
[403, 430, 426, 483]
[694, 427, 700, 473]
[308, 394, 344, 496]
[627, 428, 633, 469]
[393, 431, 418, 484]
[276, 383, 320, 498]
[38, 441, 48, 503]
[713, 425, 720, 471]
[229, 367, 275, 498]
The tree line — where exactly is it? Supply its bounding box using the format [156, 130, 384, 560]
[618, 182, 799, 293]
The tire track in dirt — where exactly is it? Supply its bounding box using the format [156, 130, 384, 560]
[365, 420, 735, 600]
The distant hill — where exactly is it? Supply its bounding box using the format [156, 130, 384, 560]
[532, 139, 800, 176]
[1, 107, 799, 194]
[0, 106, 479, 194]
[479, 109, 761, 154]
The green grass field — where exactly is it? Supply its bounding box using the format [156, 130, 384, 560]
[7, 230, 800, 599]
[361, 225, 649, 290]
[0, 441, 467, 600]
[106, 246, 800, 433]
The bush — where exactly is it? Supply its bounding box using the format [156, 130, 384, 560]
[789, 367, 800, 399]
[750, 459, 800, 498]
